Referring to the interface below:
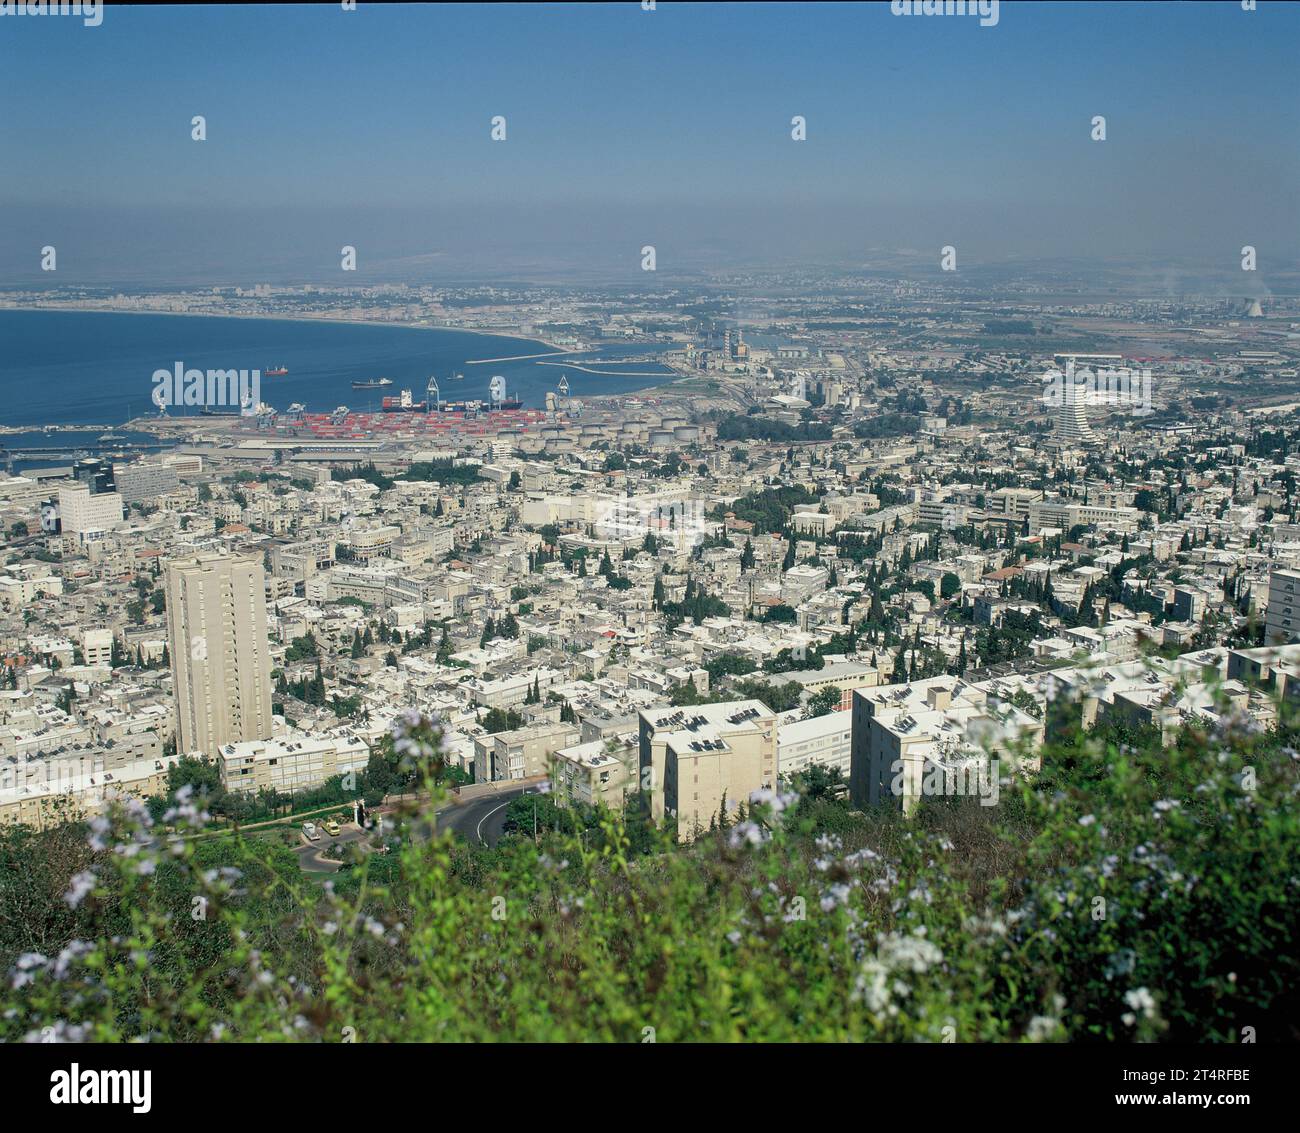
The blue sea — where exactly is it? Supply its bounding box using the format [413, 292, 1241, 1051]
[0, 310, 676, 428]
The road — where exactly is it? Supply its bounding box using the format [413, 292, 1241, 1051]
[435, 782, 534, 847]
[292, 782, 538, 872]
[294, 825, 370, 873]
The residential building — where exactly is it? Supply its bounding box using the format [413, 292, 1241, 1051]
[165, 552, 276, 756]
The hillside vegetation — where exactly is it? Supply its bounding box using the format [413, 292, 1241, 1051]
[2, 707, 1298, 1043]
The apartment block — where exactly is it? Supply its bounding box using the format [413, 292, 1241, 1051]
[638, 699, 776, 842]
[777, 711, 852, 782]
[553, 734, 637, 811]
[850, 676, 1042, 816]
[1265, 568, 1300, 645]
[474, 719, 580, 783]
[166, 552, 275, 757]
[216, 731, 370, 795]
[0, 754, 181, 831]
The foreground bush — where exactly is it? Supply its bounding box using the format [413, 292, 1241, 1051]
[2, 709, 1297, 1042]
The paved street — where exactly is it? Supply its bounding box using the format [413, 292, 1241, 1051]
[294, 824, 370, 873]
[435, 782, 534, 847]
[291, 781, 542, 872]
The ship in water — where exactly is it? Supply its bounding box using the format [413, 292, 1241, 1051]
[352, 377, 394, 389]
[264, 365, 288, 376]
[487, 374, 524, 410]
[421, 373, 524, 413]
[382, 389, 428, 413]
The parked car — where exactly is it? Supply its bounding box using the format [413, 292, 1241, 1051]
[303, 822, 321, 841]
[323, 818, 341, 837]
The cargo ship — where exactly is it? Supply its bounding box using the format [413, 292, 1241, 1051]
[264, 365, 288, 376]
[352, 377, 394, 389]
[382, 389, 428, 412]
[429, 396, 522, 412]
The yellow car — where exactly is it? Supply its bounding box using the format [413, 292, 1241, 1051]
[323, 818, 341, 837]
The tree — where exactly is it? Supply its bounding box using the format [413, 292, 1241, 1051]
[482, 707, 523, 734]
[789, 764, 845, 802]
[805, 686, 841, 719]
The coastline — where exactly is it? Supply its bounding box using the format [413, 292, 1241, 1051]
[0, 304, 565, 354]
[0, 305, 699, 426]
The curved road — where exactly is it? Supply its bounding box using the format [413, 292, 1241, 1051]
[437, 783, 534, 846]
[293, 783, 538, 872]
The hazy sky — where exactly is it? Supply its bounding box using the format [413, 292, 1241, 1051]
[2, 2, 1297, 285]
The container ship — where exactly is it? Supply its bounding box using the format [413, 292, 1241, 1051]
[486, 375, 523, 411]
[353, 377, 394, 389]
[264, 365, 288, 376]
[384, 376, 525, 414]
[429, 395, 523, 412]
[382, 390, 428, 412]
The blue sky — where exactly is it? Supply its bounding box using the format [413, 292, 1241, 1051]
[2, 2, 1297, 281]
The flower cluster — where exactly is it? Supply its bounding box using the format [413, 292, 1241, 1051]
[389, 707, 445, 773]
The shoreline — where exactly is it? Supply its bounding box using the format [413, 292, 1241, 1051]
[0, 304, 565, 353]
[0, 305, 704, 428]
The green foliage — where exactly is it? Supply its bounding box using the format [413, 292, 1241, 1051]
[482, 707, 524, 734]
[716, 415, 832, 444]
[284, 633, 319, 663]
[3, 709, 1299, 1043]
[709, 486, 817, 534]
[805, 686, 842, 718]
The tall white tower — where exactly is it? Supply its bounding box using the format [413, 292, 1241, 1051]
[1056, 365, 1095, 445]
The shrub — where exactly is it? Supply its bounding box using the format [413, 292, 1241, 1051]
[2, 708, 1297, 1042]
